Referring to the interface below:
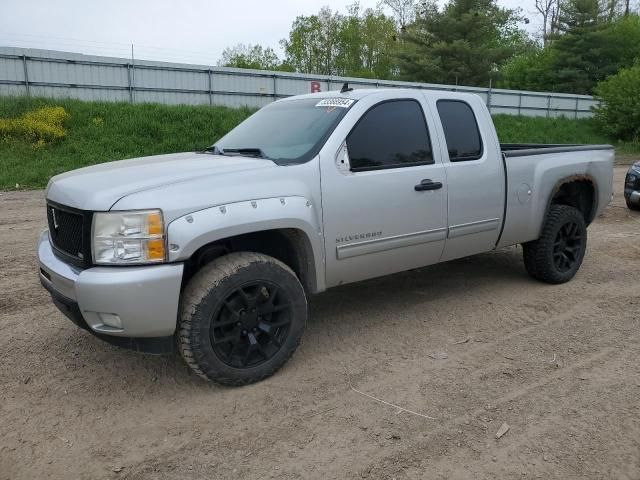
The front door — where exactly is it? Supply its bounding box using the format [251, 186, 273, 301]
[320, 95, 448, 287]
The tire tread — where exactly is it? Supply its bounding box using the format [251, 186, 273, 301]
[522, 204, 587, 284]
[178, 252, 305, 386]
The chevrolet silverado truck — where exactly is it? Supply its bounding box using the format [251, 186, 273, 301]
[38, 87, 614, 385]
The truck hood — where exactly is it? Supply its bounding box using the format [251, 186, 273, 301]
[46, 152, 276, 211]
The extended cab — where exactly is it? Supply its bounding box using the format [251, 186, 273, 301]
[38, 88, 614, 385]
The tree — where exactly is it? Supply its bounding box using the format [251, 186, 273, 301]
[217, 44, 283, 70]
[379, 0, 417, 28]
[555, 0, 605, 31]
[535, 0, 560, 44]
[395, 0, 530, 86]
[281, 3, 398, 78]
[344, 4, 398, 78]
[498, 47, 555, 91]
[548, 8, 640, 93]
[281, 7, 342, 75]
[594, 63, 640, 141]
[501, 2, 640, 94]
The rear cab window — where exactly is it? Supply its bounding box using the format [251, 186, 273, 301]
[347, 99, 433, 171]
[436, 100, 483, 162]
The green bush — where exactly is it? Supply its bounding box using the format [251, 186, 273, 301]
[594, 64, 640, 142]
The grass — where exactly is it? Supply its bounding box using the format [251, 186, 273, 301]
[492, 114, 611, 145]
[493, 114, 639, 156]
[0, 97, 253, 189]
[0, 97, 637, 190]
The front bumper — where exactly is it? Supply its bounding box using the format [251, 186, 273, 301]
[624, 189, 640, 205]
[38, 230, 183, 350]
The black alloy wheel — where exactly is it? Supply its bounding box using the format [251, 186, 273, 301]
[178, 252, 307, 385]
[522, 204, 587, 284]
[210, 281, 292, 368]
[552, 221, 584, 273]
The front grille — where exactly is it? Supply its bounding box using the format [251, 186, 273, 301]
[47, 202, 92, 267]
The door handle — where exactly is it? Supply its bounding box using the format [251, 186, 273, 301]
[415, 179, 443, 191]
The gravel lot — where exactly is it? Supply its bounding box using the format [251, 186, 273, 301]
[1, 166, 639, 480]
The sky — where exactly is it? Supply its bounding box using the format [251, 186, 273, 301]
[0, 0, 541, 65]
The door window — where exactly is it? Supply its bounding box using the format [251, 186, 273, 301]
[347, 100, 433, 172]
[436, 100, 483, 162]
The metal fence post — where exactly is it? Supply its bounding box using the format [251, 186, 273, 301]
[22, 55, 29, 96]
[487, 87, 492, 113]
[208, 69, 213, 106]
[517, 93, 522, 116]
[574, 97, 579, 119]
[547, 95, 551, 117]
[127, 63, 133, 103]
[272, 74, 277, 101]
[130, 44, 137, 104]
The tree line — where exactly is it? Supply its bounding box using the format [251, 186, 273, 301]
[218, 0, 639, 96]
[218, 0, 640, 141]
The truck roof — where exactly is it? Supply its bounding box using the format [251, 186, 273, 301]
[278, 88, 477, 103]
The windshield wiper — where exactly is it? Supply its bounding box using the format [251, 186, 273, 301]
[205, 145, 270, 160]
[205, 145, 224, 155]
[220, 147, 267, 159]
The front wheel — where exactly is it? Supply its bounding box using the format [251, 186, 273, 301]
[178, 252, 307, 385]
[522, 205, 587, 284]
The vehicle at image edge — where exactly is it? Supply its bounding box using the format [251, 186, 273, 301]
[625, 161, 640, 210]
[38, 87, 615, 385]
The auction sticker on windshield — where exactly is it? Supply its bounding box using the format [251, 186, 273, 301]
[315, 98, 355, 108]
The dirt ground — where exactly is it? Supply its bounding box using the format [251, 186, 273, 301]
[1, 166, 639, 480]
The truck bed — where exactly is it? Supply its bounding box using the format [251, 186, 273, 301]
[496, 143, 614, 250]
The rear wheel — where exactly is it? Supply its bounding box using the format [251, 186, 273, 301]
[522, 205, 587, 284]
[178, 252, 307, 385]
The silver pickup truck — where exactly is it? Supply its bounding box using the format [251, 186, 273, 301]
[38, 87, 614, 385]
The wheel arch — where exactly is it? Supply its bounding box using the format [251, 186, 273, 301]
[167, 197, 325, 294]
[546, 174, 598, 225]
[182, 228, 320, 294]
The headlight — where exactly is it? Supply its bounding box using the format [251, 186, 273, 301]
[92, 210, 165, 265]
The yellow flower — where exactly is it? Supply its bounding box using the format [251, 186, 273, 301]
[0, 106, 70, 145]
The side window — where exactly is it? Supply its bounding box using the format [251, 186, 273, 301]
[436, 100, 483, 162]
[347, 100, 433, 171]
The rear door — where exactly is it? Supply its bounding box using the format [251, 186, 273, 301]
[428, 95, 505, 261]
[320, 93, 448, 287]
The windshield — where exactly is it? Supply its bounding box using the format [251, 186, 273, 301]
[213, 97, 355, 164]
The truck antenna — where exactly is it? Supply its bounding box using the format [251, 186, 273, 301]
[340, 82, 353, 93]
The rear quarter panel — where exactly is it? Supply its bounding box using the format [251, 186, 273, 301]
[497, 148, 614, 248]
